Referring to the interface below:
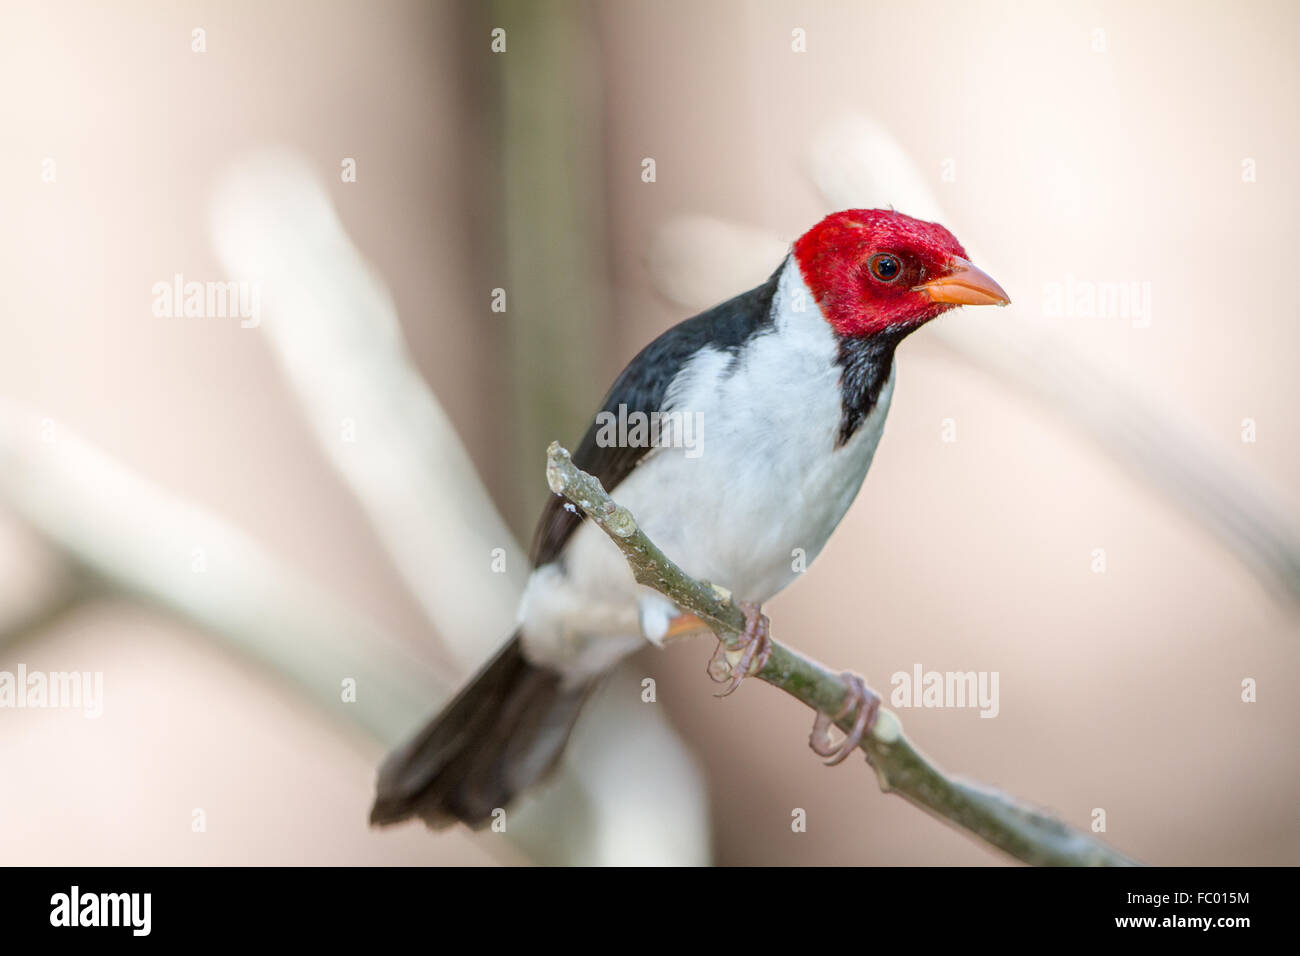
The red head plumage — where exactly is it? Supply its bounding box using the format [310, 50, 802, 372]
[793, 209, 1008, 339]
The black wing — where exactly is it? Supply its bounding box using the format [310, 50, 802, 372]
[529, 258, 785, 567]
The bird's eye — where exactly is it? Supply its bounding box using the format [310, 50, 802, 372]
[869, 253, 902, 283]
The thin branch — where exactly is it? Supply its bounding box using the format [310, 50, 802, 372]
[546, 441, 1141, 867]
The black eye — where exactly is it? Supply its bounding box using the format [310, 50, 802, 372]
[869, 253, 902, 282]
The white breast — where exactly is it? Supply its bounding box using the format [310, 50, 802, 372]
[519, 258, 894, 682]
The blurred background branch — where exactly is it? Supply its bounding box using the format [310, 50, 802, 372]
[0, 143, 711, 865]
[0, 399, 452, 747]
[0, 320, 707, 865]
[207, 150, 708, 864]
[493, 0, 611, 529]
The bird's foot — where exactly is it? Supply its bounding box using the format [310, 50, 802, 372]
[707, 601, 772, 697]
[809, 672, 880, 765]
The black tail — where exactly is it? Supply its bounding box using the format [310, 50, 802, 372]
[369, 632, 592, 829]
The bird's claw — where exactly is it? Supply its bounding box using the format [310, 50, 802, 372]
[707, 602, 772, 697]
[810, 671, 879, 765]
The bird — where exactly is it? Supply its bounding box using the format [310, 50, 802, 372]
[370, 208, 1009, 829]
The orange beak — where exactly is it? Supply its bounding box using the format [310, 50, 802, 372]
[915, 257, 1010, 307]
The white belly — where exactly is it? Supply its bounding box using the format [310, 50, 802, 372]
[618, 360, 893, 603]
[518, 259, 895, 683]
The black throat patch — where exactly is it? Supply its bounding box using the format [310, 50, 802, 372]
[834, 329, 904, 447]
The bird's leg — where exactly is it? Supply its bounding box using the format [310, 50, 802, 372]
[707, 601, 772, 697]
[809, 672, 880, 766]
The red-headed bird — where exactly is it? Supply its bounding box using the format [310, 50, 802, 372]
[371, 209, 1009, 829]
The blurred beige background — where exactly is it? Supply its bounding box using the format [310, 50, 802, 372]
[1, 0, 1296, 865]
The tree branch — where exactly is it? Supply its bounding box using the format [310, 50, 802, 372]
[546, 441, 1141, 867]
